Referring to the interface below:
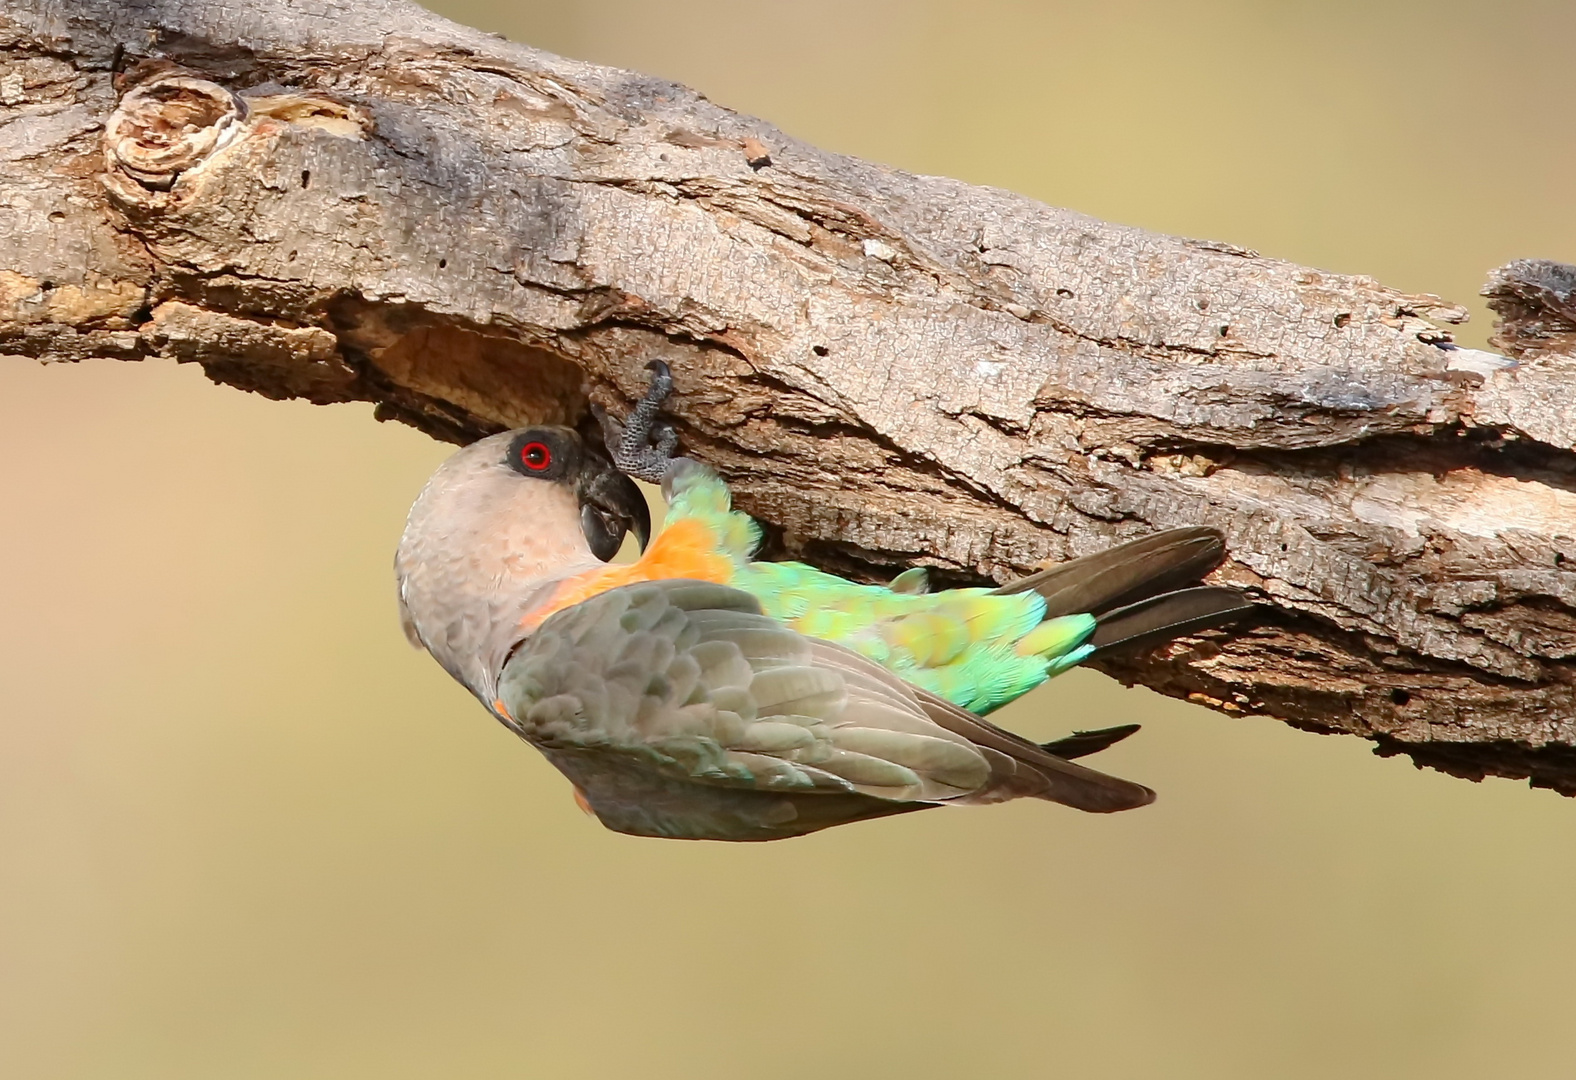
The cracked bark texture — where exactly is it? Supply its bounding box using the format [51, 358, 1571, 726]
[5, 0, 1576, 793]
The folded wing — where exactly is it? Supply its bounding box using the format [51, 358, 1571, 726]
[498, 580, 1152, 840]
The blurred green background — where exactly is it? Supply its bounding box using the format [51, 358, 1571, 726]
[4, 2, 1576, 1078]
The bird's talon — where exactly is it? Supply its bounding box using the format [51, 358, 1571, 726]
[603, 359, 680, 483]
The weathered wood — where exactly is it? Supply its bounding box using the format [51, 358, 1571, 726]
[4, 0, 1575, 791]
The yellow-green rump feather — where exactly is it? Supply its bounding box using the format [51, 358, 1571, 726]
[663, 463, 1096, 713]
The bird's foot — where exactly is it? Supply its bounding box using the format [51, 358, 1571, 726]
[594, 359, 679, 483]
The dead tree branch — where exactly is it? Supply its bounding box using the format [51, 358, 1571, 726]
[5, 0, 1576, 791]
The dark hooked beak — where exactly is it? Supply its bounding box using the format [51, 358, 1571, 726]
[577, 452, 651, 562]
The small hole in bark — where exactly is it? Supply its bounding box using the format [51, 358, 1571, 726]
[40, 281, 54, 291]
[1056, 288, 1074, 299]
[1219, 325, 1230, 337]
[1280, 542, 1288, 551]
[812, 345, 829, 356]
[1334, 312, 1351, 328]
[438, 258, 447, 269]
[301, 169, 311, 189]
[1196, 298, 1210, 312]
[1556, 552, 1567, 567]
[48, 211, 65, 223]
[287, 250, 297, 262]
[1390, 688, 1411, 706]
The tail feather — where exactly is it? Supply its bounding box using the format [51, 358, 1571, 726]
[999, 527, 1254, 657]
[996, 527, 1227, 617]
[1088, 586, 1256, 657]
[908, 529, 1253, 811]
[1039, 723, 1141, 760]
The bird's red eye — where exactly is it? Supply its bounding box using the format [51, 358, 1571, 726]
[520, 441, 551, 471]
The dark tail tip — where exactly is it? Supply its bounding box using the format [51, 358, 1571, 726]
[1040, 723, 1141, 760]
[1089, 586, 1256, 656]
[996, 527, 1229, 617]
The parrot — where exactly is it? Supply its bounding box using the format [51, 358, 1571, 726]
[395, 361, 1254, 842]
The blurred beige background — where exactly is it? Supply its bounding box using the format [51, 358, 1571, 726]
[4, 2, 1575, 1078]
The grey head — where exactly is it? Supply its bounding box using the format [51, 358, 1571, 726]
[394, 425, 649, 708]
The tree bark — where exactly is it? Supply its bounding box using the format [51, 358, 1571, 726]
[5, 0, 1576, 791]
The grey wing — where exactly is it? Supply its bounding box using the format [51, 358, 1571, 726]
[497, 580, 1151, 841]
[798, 637, 1154, 813]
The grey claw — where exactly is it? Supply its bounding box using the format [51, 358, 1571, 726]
[603, 359, 679, 483]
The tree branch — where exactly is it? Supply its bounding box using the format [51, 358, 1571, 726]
[5, 0, 1575, 791]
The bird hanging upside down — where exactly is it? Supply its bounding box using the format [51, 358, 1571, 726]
[395, 362, 1254, 841]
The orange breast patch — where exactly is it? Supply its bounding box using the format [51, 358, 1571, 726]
[520, 518, 735, 632]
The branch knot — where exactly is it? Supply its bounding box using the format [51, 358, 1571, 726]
[104, 76, 246, 192]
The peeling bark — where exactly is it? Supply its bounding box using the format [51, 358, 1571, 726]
[4, 0, 1576, 792]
